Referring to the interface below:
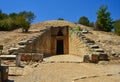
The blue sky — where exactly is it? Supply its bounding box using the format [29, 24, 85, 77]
[0, 0, 120, 23]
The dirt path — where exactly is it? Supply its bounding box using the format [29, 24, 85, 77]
[9, 62, 120, 82]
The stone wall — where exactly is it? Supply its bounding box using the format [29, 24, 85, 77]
[9, 26, 69, 56]
[69, 31, 90, 57]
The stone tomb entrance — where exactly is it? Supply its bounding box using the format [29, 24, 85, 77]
[51, 26, 69, 55]
[11, 26, 69, 57]
[56, 40, 64, 54]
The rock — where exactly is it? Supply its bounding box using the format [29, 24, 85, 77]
[92, 48, 104, 52]
[91, 54, 99, 63]
[18, 45, 26, 49]
[8, 47, 19, 54]
[18, 40, 28, 45]
[111, 51, 116, 56]
[0, 45, 3, 50]
[83, 55, 90, 63]
[89, 45, 99, 49]
[82, 29, 88, 34]
[98, 61, 109, 65]
[20, 53, 43, 62]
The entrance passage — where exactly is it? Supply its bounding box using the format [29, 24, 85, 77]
[56, 40, 64, 54]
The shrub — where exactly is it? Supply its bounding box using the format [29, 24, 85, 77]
[113, 19, 120, 35]
[78, 16, 89, 26]
[96, 5, 113, 32]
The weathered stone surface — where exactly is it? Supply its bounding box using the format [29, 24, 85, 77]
[99, 53, 108, 61]
[0, 45, 3, 50]
[83, 55, 90, 63]
[8, 47, 20, 54]
[18, 40, 28, 45]
[0, 66, 9, 82]
[81, 29, 89, 34]
[91, 52, 108, 62]
[18, 45, 26, 49]
[89, 45, 99, 49]
[84, 38, 95, 43]
[92, 48, 104, 52]
[20, 53, 43, 62]
[91, 54, 99, 63]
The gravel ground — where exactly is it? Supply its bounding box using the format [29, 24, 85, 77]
[9, 62, 120, 82]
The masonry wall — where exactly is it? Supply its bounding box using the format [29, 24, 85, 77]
[19, 28, 51, 56]
[51, 26, 69, 55]
[69, 32, 90, 57]
[16, 26, 69, 56]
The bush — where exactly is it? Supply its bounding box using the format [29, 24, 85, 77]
[113, 19, 120, 35]
[96, 5, 113, 32]
[0, 10, 34, 32]
[78, 16, 89, 26]
[15, 16, 30, 32]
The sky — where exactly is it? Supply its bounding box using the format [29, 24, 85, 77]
[0, 0, 120, 23]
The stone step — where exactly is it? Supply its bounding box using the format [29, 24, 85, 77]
[91, 48, 104, 52]
[79, 35, 86, 39]
[87, 43, 95, 46]
[92, 52, 106, 55]
[18, 45, 26, 49]
[89, 45, 99, 49]
[18, 40, 28, 45]
[81, 30, 88, 34]
[91, 52, 108, 62]
[8, 47, 19, 53]
[84, 39, 95, 43]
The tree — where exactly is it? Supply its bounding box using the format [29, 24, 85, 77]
[0, 10, 35, 32]
[0, 18, 14, 31]
[15, 15, 30, 32]
[0, 10, 8, 20]
[96, 5, 113, 32]
[113, 19, 120, 35]
[9, 13, 18, 19]
[89, 22, 94, 27]
[58, 18, 64, 20]
[18, 11, 35, 23]
[78, 16, 89, 26]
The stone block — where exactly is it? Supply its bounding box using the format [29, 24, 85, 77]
[0, 66, 9, 82]
[83, 55, 90, 63]
[18, 45, 26, 49]
[8, 47, 19, 54]
[91, 54, 99, 63]
[18, 40, 28, 45]
[91, 52, 108, 62]
[84, 39, 95, 43]
[91, 48, 104, 52]
[82, 30, 88, 34]
[0, 45, 3, 50]
[89, 45, 99, 49]
[99, 53, 108, 61]
[20, 53, 43, 62]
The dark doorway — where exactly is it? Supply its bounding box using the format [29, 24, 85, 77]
[56, 40, 64, 54]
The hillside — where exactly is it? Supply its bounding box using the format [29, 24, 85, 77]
[0, 20, 76, 54]
[0, 20, 120, 59]
[0, 20, 120, 82]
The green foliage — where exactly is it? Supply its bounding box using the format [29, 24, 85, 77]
[9, 13, 18, 19]
[18, 11, 35, 23]
[74, 26, 82, 31]
[113, 19, 120, 35]
[58, 18, 64, 20]
[96, 5, 113, 32]
[89, 22, 94, 27]
[0, 10, 35, 32]
[14, 15, 30, 32]
[0, 18, 14, 31]
[78, 16, 89, 26]
[0, 10, 8, 20]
